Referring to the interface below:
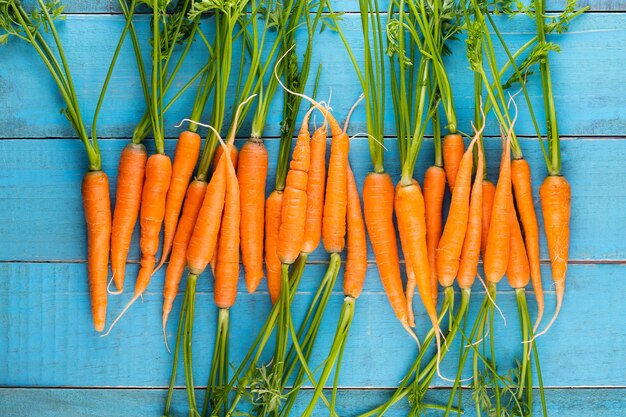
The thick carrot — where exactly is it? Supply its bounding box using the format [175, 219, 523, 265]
[443, 133, 465, 191]
[238, 139, 269, 293]
[157, 131, 201, 272]
[423, 165, 445, 303]
[110, 143, 147, 292]
[363, 173, 410, 329]
[162, 180, 207, 331]
[277, 118, 311, 264]
[322, 127, 349, 254]
[506, 194, 530, 289]
[538, 174, 571, 334]
[265, 190, 283, 303]
[436, 137, 477, 287]
[301, 126, 328, 254]
[484, 136, 511, 284]
[344, 165, 367, 299]
[457, 141, 484, 289]
[481, 179, 496, 257]
[82, 171, 112, 332]
[214, 150, 241, 309]
[511, 158, 544, 326]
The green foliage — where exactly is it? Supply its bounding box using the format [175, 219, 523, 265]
[248, 363, 287, 415]
[501, 40, 559, 90]
[189, 0, 248, 18]
[465, 19, 483, 72]
[0, 0, 64, 43]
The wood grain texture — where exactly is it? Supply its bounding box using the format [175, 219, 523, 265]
[0, 14, 625, 138]
[1, 388, 625, 417]
[0, 138, 623, 262]
[1, 262, 625, 388]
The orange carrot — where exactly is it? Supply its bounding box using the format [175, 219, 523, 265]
[301, 126, 328, 254]
[363, 173, 410, 329]
[423, 165, 445, 303]
[110, 143, 147, 292]
[443, 133, 465, 191]
[481, 179, 496, 257]
[506, 194, 530, 289]
[511, 158, 544, 326]
[213, 143, 239, 171]
[457, 142, 484, 289]
[238, 139, 269, 293]
[484, 136, 512, 284]
[265, 190, 283, 303]
[82, 171, 112, 332]
[344, 164, 367, 299]
[157, 131, 201, 272]
[162, 180, 207, 331]
[436, 137, 478, 287]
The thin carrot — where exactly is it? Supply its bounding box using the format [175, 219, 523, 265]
[506, 194, 530, 289]
[110, 143, 147, 291]
[481, 179, 496, 256]
[82, 171, 112, 332]
[436, 137, 478, 287]
[511, 158, 544, 327]
[157, 131, 201, 272]
[344, 164, 367, 299]
[457, 138, 484, 289]
[213, 143, 239, 172]
[423, 165, 445, 303]
[484, 135, 512, 284]
[322, 121, 349, 254]
[265, 190, 283, 303]
[238, 139, 269, 293]
[301, 125, 328, 254]
[443, 133, 465, 191]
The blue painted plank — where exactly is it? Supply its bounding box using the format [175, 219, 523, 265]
[0, 137, 623, 262]
[1, 14, 625, 138]
[1, 388, 625, 417]
[1, 262, 625, 388]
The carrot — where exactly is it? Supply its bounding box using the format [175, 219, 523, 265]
[277, 110, 312, 264]
[344, 164, 367, 299]
[506, 194, 530, 289]
[265, 190, 284, 303]
[110, 143, 147, 292]
[82, 171, 112, 332]
[162, 179, 207, 332]
[238, 139, 269, 293]
[481, 179, 496, 256]
[322, 123, 349, 254]
[157, 131, 201, 272]
[443, 133, 465, 191]
[214, 147, 241, 309]
[511, 158, 544, 327]
[484, 135, 511, 284]
[363, 173, 410, 330]
[213, 143, 239, 172]
[301, 125, 328, 254]
[436, 137, 478, 287]
[457, 139, 484, 289]
[423, 165, 445, 303]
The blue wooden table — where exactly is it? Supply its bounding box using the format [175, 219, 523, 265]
[1, 1, 625, 416]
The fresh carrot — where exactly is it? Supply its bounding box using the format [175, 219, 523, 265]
[265, 191, 284, 303]
[82, 171, 112, 332]
[484, 135, 512, 284]
[111, 143, 147, 291]
[506, 194, 530, 290]
[423, 165, 446, 303]
[481, 179, 496, 256]
[443, 133, 465, 191]
[301, 125, 328, 254]
[238, 139, 269, 293]
[457, 137, 484, 289]
[511, 158, 544, 326]
[344, 164, 367, 299]
[213, 143, 239, 172]
[436, 137, 477, 287]
[157, 131, 201, 272]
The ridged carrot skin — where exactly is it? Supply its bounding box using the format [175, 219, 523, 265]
[481, 179, 496, 257]
[110, 143, 147, 292]
[158, 131, 201, 270]
[265, 190, 283, 303]
[187, 158, 227, 275]
[238, 139, 269, 293]
[423, 165, 445, 303]
[484, 138, 511, 284]
[344, 165, 367, 299]
[214, 155, 241, 309]
[82, 170, 112, 332]
[443, 133, 465, 191]
[301, 126, 328, 254]
[511, 158, 544, 321]
[322, 130, 350, 253]
[363, 172, 409, 326]
[506, 193, 530, 289]
[135, 154, 172, 296]
[162, 180, 207, 328]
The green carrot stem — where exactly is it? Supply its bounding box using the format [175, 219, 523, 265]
[184, 273, 199, 414]
[202, 308, 230, 417]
